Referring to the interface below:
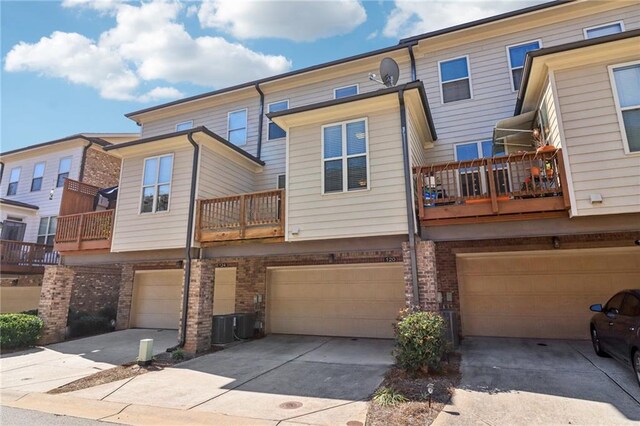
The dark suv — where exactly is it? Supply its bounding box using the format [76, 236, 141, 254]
[590, 290, 640, 386]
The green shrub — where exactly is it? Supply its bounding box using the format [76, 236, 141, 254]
[171, 348, 185, 361]
[393, 309, 448, 374]
[372, 387, 408, 406]
[0, 314, 44, 349]
[68, 315, 111, 338]
[97, 306, 117, 322]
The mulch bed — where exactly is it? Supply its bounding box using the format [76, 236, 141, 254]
[367, 353, 461, 426]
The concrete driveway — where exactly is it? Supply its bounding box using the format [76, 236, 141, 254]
[435, 337, 640, 425]
[66, 335, 394, 425]
[0, 329, 178, 395]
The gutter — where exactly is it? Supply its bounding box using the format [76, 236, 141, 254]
[255, 83, 265, 159]
[398, 89, 420, 306]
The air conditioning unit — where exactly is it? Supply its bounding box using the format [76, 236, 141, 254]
[212, 314, 234, 344]
[441, 310, 460, 348]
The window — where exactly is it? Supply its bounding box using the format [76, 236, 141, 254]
[439, 56, 472, 103]
[620, 294, 640, 317]
[584, 21, 624, 39]
[175, 120, 193, 131]
[227, 109, 247, 146]
[455, 141, 509, 196]
[322, 119, 368, 193]
[141, 154, 173, 213]
[268, 100, 288, 140]
[507, 40, 541, 91]
[6, 167, 20, 196]
[1, 219, 26, 241]
[605, 292, 625, 314]
[57, 157, 71, 187]
[277, 174, 286, 189]
[334, 84, 359, 99]
[31, 162, 45, 192]
[609, 62, 640, 153]
[37, 216, 57, 245]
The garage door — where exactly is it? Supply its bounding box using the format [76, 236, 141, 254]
[130, 270, 183, 329]
[267, 263, 405, 338]
[213, 267, 236, 315]
[458, 247, 640, 340]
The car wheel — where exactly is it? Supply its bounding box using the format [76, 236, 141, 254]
[633, 351, 640, 387]
[591, 327, 608, 357]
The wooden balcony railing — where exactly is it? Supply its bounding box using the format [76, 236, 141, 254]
[196, 189, 285, 243]
[0, 240, 59, 274]
[54, 210, 114, 252]
[414, 148, 570, 224]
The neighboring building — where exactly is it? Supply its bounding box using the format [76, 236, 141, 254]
[42, 0, 640, 350]
[0, 133, 137, 313]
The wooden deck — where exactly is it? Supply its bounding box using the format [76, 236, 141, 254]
[414, 148, 570, 225]
[0, 240, 59, 274]
[196, 189, 285, 243]
[55, 210, 115, 252]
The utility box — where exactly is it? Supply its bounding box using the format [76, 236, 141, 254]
[234, 313, 255, 339]
[441, 310, 460, 348]
[212, 314, 234, 344]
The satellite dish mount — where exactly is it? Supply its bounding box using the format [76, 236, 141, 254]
[369, 57, 400, 88]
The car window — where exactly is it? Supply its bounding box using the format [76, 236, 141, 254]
[620, 294, 640, 317]
[604, 293, 625, 313]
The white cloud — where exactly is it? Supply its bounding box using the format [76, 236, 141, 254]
[61, 0, 123, 13]
[4, 0, 292, 102]
[367, 30, 378, 40]
[198, 0, 367, 42]
[383, 1, 546, 39]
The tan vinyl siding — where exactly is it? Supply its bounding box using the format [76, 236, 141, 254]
[554, 64, 640, 216]
[111, 148, 193, 252]
[197, 145, 256, 199]
[287, 108, 408, 241]
[407, 106, 428, 167]
[541, 82, 561, 149]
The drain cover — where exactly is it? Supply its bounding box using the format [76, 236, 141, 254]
[279, 401, 303, 409]
[537, 343, 548, 347]
[346, 422, 364, 426]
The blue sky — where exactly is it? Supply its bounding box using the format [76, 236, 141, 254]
[1, 0, 541, 152]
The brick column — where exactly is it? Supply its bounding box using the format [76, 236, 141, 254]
[182, 259, 214, 354]
[115, 264, 134, 330]
[38, 265, 75, 345]
[235, 258, 266, 325]
[402, 240, 438, 311]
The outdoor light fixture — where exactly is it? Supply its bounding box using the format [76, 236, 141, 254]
[552, 236, 561, 249]
[427, 382, 434, 407]
[49, 188, 55, 200]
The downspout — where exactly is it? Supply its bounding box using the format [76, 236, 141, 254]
[178, 131, 200, 347]
[255, 83, 265, 159]
[78, 140, 94, 182]
[398, 89, 420, 306]
[0, 161, 4, 185]
[408, 43, 417, 82]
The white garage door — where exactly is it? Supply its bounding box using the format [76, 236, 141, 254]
[213, 267, 236, 315]
[267, 263, 405, 338]
[130, 270, 183, 329]
[458, 247, 640, 340]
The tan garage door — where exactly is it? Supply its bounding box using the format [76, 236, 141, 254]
[131, 270, 182, 329]
[267, 263, 405, 338]
[458, 247, 640, 340]
[213, 267, 236, 315]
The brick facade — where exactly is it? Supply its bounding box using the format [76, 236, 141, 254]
[402, 240, 438, 311]
[181, 260, 215, 353]
[81, 147, 121, 189]
[39, 266, 75, 344]
[69, 265, 121, 314]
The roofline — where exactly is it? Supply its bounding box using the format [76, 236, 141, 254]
[399, 0, 575, 44]
[0, 134, 112, 157]
[103, 126, 265, 166]
[267, 80, 437, 141]
[515, 28, 640, 114]
[0, 198, 39, 210]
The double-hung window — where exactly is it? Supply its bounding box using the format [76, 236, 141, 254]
[268, 100, 288, 140]
[141, 154, 173, 213]
[439, 56, 472, 103]
[227, 109, 247, 146]
[609, 61, 640, 153]
[31, 162, 45, 192]
[37, 216, 57, 245]
[584, 21, 624, 39]
[6, 167, 20, 196]
[175, 120, 193, 131]
[57, 157, 71, 187]
[507, 40, 541, 91]
[322, 119, 368, 193]
[1, 217, 26, 241]
[455, 141, 508, 197]
[334, 84, 359, 99]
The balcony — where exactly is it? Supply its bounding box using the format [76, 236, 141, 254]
[414, 148, 570, 225]
[0, 240, 59, 274]
[196, 189, 285, 243]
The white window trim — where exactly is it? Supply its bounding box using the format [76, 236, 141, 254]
[583, 20, 624, 39]
[505, 39, 542, 93]
[227, 108, 248, 146]
[438, 55, 473, 104]
[608, 60, 640, 156]
[267, 100, 289, 141]
[276, 173, 286, 189]
[7, 167, 21, 195]
[37, 216, 57, 246]
[320, 117, 370, 195]
[453, 141, 512, 196]
[175, 120, 193, 131]
[139, 153, 174, 214]
[333, 84, 359, 99]
[31, 161, 46, 192]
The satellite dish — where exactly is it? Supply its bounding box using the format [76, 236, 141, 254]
[368, 57, 400, 88]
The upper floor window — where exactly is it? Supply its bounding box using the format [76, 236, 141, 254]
[6, 167, 20, 196]
[609, 61, 640, 153]
[227, 109, 247, 146]
[141, 154, 173, 213]
[1, 217, 26, 241]
[584, 21, 624, 39]
[439, 56, 472, 103]
[322, 118, 369, 193]
[507, 40, 541, 91]
[175, 120, 193, 131]
[57, 157, 71, 187]
[37, 216, 57, 245]
[277, 174, 286, 189]
[455, 141, 508, 197]
[334, 84, 359, 99]
[31, 162, 45, 192]
[268, 100, 288, 140]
